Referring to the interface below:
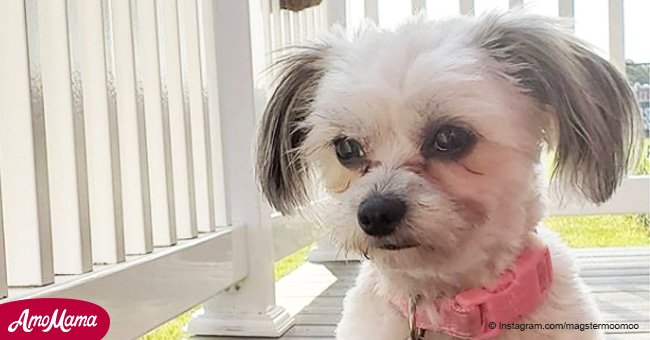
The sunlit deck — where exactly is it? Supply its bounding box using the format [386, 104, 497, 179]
[201, 246, 650, 340]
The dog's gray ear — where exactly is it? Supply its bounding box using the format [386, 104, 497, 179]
[256, 45, 330, 214]
[473, 14, 640, 203]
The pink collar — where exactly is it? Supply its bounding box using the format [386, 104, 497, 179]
[391, 246, 553, 339]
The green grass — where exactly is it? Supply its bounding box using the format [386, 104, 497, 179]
[274, 243, 314, 280]
[545, 214, 649, 248]
[636, 138, 650, 175]
[140, 309, 195, 340]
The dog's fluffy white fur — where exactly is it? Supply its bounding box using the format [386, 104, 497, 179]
[256, 12, 640, 340]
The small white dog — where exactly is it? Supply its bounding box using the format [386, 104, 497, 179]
[256, 13, 640, 340]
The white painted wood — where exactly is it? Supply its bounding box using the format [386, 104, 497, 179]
[558, 0, 575, 28]
[345, 0, 364, 36]
[187, 0, 293, 336]
[412, 0, 426, 15]
[282, 10, 292, 46]
[199, 0, 228, 227]
[160, 0, 196, 240]
[326, 0, 347, 28]
[460, 0, 475, 15]
[271, 0, 283, 51]
[67, 0, 93, 272]
[39, 0, 92, 275]
[78, 0, 126, 264]
[179, 0, 212, 234]
[5, 228, 244, 340]
[259, 0, 276, 61]
[364, 0, 379, 24]
[475, 0, 509, 14]
[130, 1, 155, 252]
[0, 172, 6, 297]
[299, 10, 308, 42]
[0, 0, 54, 286]
[426, 0, 461, 18]
[196, 0, 217, 231]
[304, 8, 314, 40]
[111, 0, 153, 254]
[176, 0, 199, 238]
[559, 0, 575, 17]
[136, 0, 176, 246]
[249, 0, 271, 100]
[548, 176, 650, 216]
[316, 1, 325, 31]
[289, 12, 301, 46]
[288, 11, 297, 44]
[608, 0, 626, 74]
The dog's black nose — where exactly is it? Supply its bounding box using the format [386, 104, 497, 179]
[357, 195, 407, 237]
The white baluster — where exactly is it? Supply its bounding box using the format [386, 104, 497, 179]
[282, 10, 292, 46]
[0, 169, 7, 297]
[136, 0, 177, 246]
[608, 0, 626, 74]
[78, 0, 126, 263]
[198, 0, 228, 226]
[160, 0, 197, 240]
[327, 0, 347, 27]
[39, 0, 92, 274]
[460, 0, 474, 15]
[365, 0, 380, 24]
[412, 0, 426, 15]
[196, 0, 218, 231]
[299, 10, 308, 42]
[111, 0, 154, 254]
[306, 7, 315, 39]
[0, 0, 54, 286]
[179, 0, 213, 233]
[558, 0, 575, 31]
[270, 0, 283, 51]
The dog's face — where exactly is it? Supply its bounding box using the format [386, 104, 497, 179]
[257, 14, 640, 271]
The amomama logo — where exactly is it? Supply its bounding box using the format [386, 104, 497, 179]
[0, 298, 110, 339]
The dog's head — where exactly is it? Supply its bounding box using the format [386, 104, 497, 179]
[257, 14, 640, 270]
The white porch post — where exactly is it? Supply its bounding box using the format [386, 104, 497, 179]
[364, 0, 379, 25]
[327, 0, 347, 27]
[558, 0, 575, 31]
[187, 0, 293, 337]
[460, 0, 474, 15]
[412, 0, 426, 16]
[608, 0, 626, 74]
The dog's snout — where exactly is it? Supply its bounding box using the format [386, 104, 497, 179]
[357, 195, 406, 236]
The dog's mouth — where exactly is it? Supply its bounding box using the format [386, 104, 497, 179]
[377, 242, 418, 251]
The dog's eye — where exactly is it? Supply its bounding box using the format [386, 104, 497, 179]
[333, 137, 365, 166]
[422, 125, 476, 159]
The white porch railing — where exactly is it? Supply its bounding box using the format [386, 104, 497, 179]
[0, 0, 647, 339]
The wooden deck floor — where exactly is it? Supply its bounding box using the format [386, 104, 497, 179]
[208, 247, 650, 339]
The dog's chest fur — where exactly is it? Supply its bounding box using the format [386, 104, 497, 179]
[336, 229, 603, 340]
